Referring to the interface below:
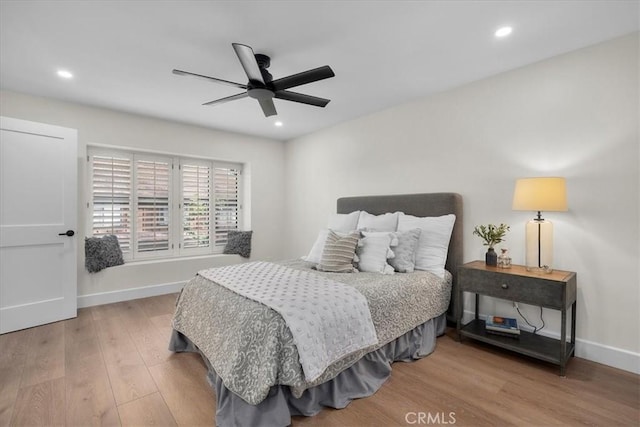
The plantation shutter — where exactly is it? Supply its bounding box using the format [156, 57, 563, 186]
[89, 147, 242, 260]
[181, 162, 211, 250]
[90, 153, 132, 254]
[214, 165, 241, 247]
[135, 156, 171, 254]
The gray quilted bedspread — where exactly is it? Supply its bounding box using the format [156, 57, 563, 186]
[171, 259, 451, 405]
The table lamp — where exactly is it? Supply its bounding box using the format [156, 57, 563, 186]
[512, 177, 567, 272]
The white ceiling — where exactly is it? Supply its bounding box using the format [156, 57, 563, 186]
[1, 1, 638, 141]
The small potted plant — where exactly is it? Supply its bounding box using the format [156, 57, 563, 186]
[473, 223, 510, 266]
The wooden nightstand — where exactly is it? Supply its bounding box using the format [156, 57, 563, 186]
[457, 260, 577, 376]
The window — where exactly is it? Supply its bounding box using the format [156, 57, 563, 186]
[182, 161, 211, 250]
[88, 147, 242, 261]
[136, 157, 171, 254]
[213, 166, 241, 247]
[90, 153, 132, 252]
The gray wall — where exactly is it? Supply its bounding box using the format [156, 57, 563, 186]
[284, 33, 639, 372]
[0, 90, 286, 298]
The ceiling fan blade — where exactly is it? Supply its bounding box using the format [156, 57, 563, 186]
[274, 90, 330, 107]
[258, 98, 277, 117]
[232, 43, 265, 85]
[271, 65, 335, 91]
[173, 69, 247, 89]
[202, 92, 248, 106]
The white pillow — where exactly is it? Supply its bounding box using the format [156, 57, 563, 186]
[304, 229, 331, 264]
[356, 231, 397, 274]
[304, 211, 360, 262]
[327, 211, 360, 232]
[397, 213, 456, 279]
[357, 211, 399, 231]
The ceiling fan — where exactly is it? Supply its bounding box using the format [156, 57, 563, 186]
[173, 43, 335, 117]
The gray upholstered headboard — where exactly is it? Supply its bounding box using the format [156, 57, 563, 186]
[337, 193, 463, 323]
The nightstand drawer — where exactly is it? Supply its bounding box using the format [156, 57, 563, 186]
[459, 267, 567, 309]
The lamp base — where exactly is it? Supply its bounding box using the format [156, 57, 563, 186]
[525, 219, 554, 273]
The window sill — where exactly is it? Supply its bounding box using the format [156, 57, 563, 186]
[120, 253, 243, 267]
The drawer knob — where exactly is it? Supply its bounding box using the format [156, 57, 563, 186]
[501, 283, 508, 289]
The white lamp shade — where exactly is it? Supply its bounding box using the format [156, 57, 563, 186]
[512, 177, 568, 212]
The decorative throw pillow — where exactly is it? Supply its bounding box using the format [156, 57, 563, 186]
[304, 229, 358, 263]
[85, 235, 124, 273]
[356, 211, 399, 232]
[357, 231, 397, 274]
[223, 230, 253, 258]
[397, 213, 456, 279]
[327, 211, 360, 232]
[316, 230, 359, 273]
[388, 228, 422, 273]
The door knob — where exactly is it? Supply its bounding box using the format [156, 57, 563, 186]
[58, 230, 75, 237]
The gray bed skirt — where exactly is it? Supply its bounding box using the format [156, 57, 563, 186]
[170, 313, 446, 427]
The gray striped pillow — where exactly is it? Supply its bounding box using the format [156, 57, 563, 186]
[316, 230, 359, 273]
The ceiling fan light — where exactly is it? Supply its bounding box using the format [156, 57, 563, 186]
[248, 88, 274, 101]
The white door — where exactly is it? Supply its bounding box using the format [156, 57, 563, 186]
[0, 117, 78, 334]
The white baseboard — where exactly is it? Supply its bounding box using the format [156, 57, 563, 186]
[574, 337, 640, 375]
[461, 310, 639, 375]
[77, 281, 187, 308]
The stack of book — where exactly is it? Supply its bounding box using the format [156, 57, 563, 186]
[485, 316, 520, 338]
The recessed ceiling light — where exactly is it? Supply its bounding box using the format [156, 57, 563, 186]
[495, 26, 513, 38]
[57, 69, 74, 79]
[274, 121, 283, 127]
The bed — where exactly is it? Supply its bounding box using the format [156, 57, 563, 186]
[170, 192, 463, 426]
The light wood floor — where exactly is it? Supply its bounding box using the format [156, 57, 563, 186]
[1, 293, 638, 426]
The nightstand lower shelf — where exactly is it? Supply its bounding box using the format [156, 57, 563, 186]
[459, 319, 575, 368]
